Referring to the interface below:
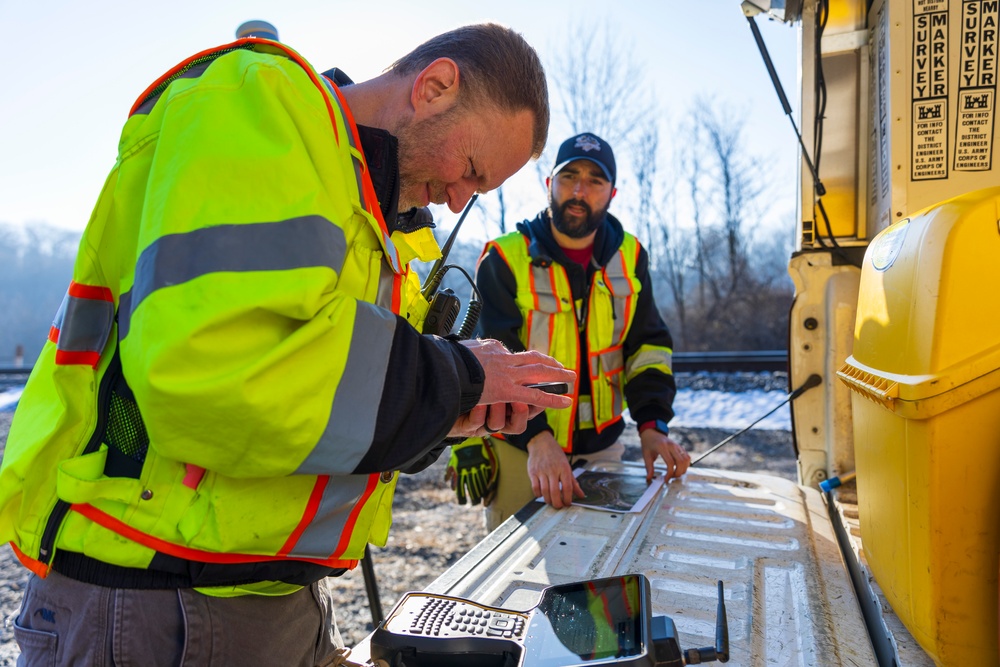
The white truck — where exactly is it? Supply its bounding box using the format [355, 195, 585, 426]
[348, 1, 1000, 664]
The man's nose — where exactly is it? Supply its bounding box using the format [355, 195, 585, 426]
[447, 180, 478, 213]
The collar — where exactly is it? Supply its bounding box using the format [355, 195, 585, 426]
[355, 124, 401, 227]
[321, 67, 434, 236]
[523, 211, 623, 268]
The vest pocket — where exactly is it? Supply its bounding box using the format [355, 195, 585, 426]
[56, 447, 143, 505]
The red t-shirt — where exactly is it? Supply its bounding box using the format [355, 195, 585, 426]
[562, 244, 594, 268]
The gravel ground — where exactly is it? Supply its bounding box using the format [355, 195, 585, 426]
[0, 373, 797, 661]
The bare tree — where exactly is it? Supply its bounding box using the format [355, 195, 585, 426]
[477, 186, 511, 239]
[632, 124, 659, 266]
[658, 98, 788, 351]
[652, 198, 695, 349]
[697, 98, 761, 295]
[548, 23, 653, 149]
[680, 111, 709, 308]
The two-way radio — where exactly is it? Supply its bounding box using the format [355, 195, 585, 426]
[421, 195, 483, 338]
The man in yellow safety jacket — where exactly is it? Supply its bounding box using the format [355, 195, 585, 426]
[0, 24, 575, 666]
[446, 133, 688, 531]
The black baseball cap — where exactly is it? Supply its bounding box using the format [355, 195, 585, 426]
[551, 132, 616, 185]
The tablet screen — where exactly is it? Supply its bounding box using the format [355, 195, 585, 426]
[521, 575, 646, 666]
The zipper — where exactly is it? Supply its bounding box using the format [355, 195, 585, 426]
[37, 347, 122, 565]
[135, 44, 253, 112]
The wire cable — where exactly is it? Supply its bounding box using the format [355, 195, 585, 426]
[691, 374, 822, 466]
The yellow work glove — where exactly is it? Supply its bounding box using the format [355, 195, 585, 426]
[445, 438, 499, 506]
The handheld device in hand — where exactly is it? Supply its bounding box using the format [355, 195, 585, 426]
[368, 573, 730, 667]
[526, 382, 570, 395]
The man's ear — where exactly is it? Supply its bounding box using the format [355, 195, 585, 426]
[611, 187, 618, 199]
[411, 57, 460, 121]
[545, 176, 551, 189]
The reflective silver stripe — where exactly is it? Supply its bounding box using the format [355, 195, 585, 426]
[530, 265, 561, 312]
[376, 268, 395, 311]
[611, 374, 624, 416]
[133, 61, 214, 116]
[611, 296, 628, 343]
[577, 396, 595, 429]
[604, 250, 634, 296]
[119, 216, 347, 340]
[288, 474, 373, 557]
[119, 290, 133, 336]
[626, 347, 674, 380]
[56, 295, 115, 353]
[603, 251, 632, 344]
[297, 301, 396, 474]
[527, 310, 551, 352]
[51, 293, 68, 330]
[601, 349, 625, 375]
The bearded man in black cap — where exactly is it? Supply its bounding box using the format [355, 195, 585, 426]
[445, 132, 689, 531]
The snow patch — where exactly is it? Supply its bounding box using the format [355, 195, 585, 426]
[0, 387, 23, 413]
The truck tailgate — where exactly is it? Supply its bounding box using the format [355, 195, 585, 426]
[354, 460, 877, 665]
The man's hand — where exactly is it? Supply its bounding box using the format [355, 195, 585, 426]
[445, 438, 499, 505]
[447, 339, 574, 439]
[461, 339, 576, 412]
[639, 429, 690, 484]
[527, 431, 583, 509]
[447, 402, 532, 439]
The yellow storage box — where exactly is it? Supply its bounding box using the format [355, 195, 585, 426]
[839, 186, 1000, 665]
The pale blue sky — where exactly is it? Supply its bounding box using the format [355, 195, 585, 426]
[0, 1, 799, 236]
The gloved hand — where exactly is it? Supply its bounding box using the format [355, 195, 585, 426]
[445, 437, 499, 505]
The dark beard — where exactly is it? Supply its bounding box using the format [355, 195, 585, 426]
[549, 196, 608, 239]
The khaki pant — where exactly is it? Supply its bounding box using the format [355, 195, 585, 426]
[13, 569, 342, 667]
[485, 439, 626, 532]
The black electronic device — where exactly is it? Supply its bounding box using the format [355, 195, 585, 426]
[526, 382, 570, 395]
[421, 195, 481, 338]
[423, 288, 461, 338]
[368, 574, 729, 667]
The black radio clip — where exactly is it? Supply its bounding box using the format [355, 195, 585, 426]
[420, 195, 483, 339]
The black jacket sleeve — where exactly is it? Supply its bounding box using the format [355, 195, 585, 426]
[351, 320, 484, 473]
[622, 245, 677, 426]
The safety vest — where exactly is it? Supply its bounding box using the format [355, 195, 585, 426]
[484, 231, 644, 453]
[0, 39, 438, 583]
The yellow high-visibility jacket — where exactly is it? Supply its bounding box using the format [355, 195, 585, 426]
[0, 39, 481, 593]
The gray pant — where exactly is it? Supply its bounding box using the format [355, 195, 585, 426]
[13, 570, 342, 666]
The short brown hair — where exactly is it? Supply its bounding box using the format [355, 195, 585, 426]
[390, 23, 549, 158]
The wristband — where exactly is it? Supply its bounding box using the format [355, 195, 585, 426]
[638, 419, 670, 437]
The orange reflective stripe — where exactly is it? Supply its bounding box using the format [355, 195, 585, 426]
[70, 504, 358, 569]
[10, 542, 50, 578]
[67, 281, 113, 302]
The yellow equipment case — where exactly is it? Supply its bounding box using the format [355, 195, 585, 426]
[839, 186, 1000, 665]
